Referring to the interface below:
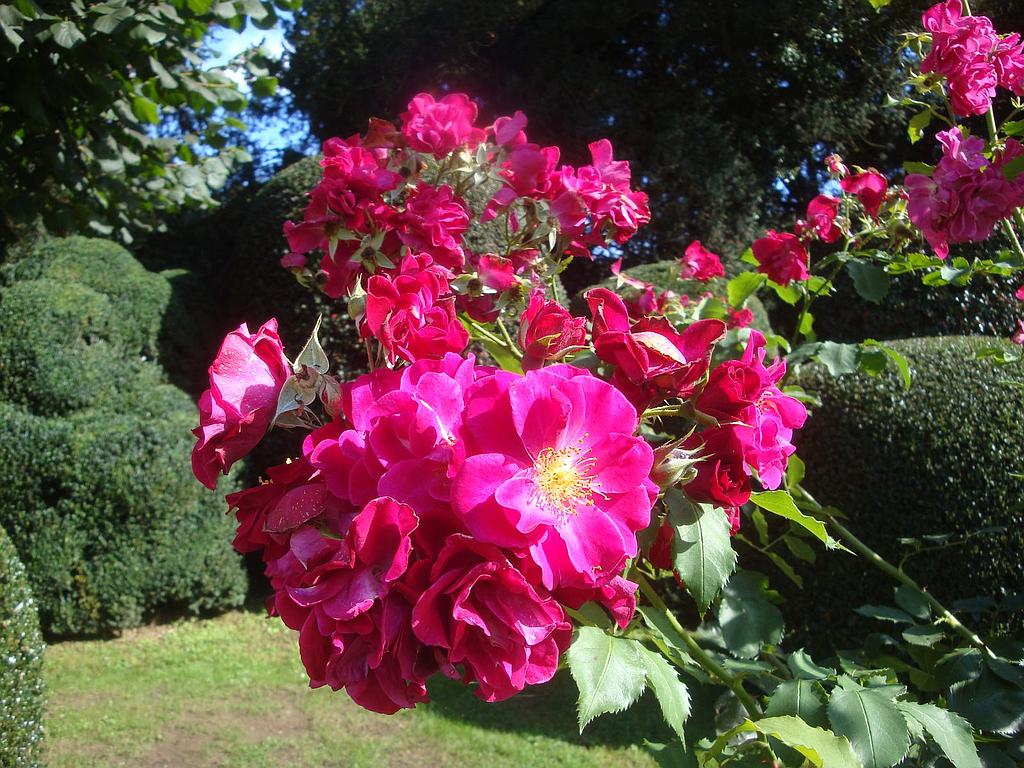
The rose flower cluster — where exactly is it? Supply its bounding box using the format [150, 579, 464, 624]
[190, 92, 806, 714]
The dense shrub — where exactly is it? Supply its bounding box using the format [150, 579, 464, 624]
[0, 526, 44, 768]
[792, 336, 1024, 641]
[0, 239, 247, 635]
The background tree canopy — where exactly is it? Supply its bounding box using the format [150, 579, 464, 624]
[282, 0, 1023, 264]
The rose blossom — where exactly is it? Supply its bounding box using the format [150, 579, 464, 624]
[682, 426, 752, 509]
[841, 170, 888, 219]
[362, 263, 469, 363]
[587, 287, 726, 410]
[696, 331, 807, 490]
[680, 241, 726, 281]
[1016, 285, 1024, 301]
[395, 184, 471, 271]
[400, 92, 486, 157]
[411, 536, 570, 702]
[452, 365, 657, 595]
[805, 195, 842, 243]
[1013, 319, 1024, 346]
[518, 290, 587, 370]
[191, 319, 291, 489]
[752, 230, 810, 286]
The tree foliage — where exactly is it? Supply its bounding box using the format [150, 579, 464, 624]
[0, 0, 299, 246]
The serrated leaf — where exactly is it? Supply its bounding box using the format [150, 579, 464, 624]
[828, 682, 911, 768]
[726, 271, 766, 308]
[772, 281, 802, 305]
[896, 701, 981, 768]
[766, 679, 829, 727]
[895, 587, 931, 620]
[816, 341, 860, 377]
[638, 645, 690, 743]
[902, 625, 944, 647]
[848, 262, 890, 303]
[788, 649, 835, 680]
[749, 490, 836, 548]
[854, 605, 914, 624]
[666, 491, 736, 615]
[718, 570, 784, 658]
[861, 339, 911, 389]
[50, 19, 85, 48]
[567, 627, 647, 732]
[741, 717, 862, 768]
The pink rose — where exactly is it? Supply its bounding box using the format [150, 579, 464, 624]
[680, 240, 726, 281]
[752, 231, 810, 286]
[805, 195, 842, 243]
[452, 365, 657, 594]
[400, 92, 486, 158]
[411, 536, 570, 702]
[587, 287, 726, 410]
[727, 307, 754, 329]
[841, 170, 888, 219]
[191, 319, 291, 489]
[1013, 319, 1024, 346]
[1015, 285, 1024, 301]
[518, 290, 587, 370]
[825, 154, 849, 179]
[396, 184, 470, 272]
[362, 268, 469, 364]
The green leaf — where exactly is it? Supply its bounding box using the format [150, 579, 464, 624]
[902, 625, 944, 647]
[766, 679, 829, 727]
[867, 0, 892, 8]
[748, 490, 835, 548]
[726, 271, 766, 308]
[894, 586, 931, 621]
[718, 570, 784, 658]
[784, 534, 817, 564]
[854, 605, 914, 624]
[741, 717, 862, 768]
[903, 161, 935, 176]
[860, 340, 911, 390]
[772, 281, 802, 305]
[907, 109, 932, 144]
[816, 341, 860, 377]
[828, 681, 911, 768]
[567, 627, 647, 733]
[1001, 154, 1024, 183]
[252, 75, 278, 97]
[896, 701, 981, 768]
[636, 606, 698, 671]
[637, 645, 690, 743]
[665, 490, 736, 615]
[50, 20, 85, 48]
[1003, 120, 1024, 138]
[131, 96, 160, 125]
[788, 649, 836, 680]
[848, 262, 890, 303]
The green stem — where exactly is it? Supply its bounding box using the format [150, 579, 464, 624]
[642, 403, 718, 427]
[635, 573, 762, 720]
[495, 317, 523, 360]
[796, 486, 995, 657]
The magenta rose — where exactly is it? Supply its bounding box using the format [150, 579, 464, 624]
[362, 267, 469, 364]
[191, 319, 291, 489]
[518, 290, 588, 370]
[682, 426, 752, 508]
[805, 195, 842, 243]
[587, 287, 726, 410]
[752, 230, 810, 286]
[400, 92, 486, 158]
[679, 240, 726, 281]
[841, 170, 888, 219]
[411, 536, 570, 702]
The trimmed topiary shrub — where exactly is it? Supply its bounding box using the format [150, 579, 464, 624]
[0, 238, 247, 636]
[792, 335, 1024, 642]
[0, 525, 44, 768]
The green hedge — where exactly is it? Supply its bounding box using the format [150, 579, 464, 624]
[793, 336, 1024, 641]
[0, 526, 44, 768]
[0, 239, 247, 636]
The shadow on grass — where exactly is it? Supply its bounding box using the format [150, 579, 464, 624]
[424, 669, 674, 750]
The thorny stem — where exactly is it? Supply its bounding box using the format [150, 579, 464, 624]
[795, 485, 996, 658]
[635, 573, 763, 721]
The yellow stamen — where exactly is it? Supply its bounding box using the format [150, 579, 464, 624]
[533, 445, 597, 519]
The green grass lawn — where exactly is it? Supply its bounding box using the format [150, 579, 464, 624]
[44, 610, 666, 767]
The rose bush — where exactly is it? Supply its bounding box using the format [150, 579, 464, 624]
[191, 6, 1024, 762]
